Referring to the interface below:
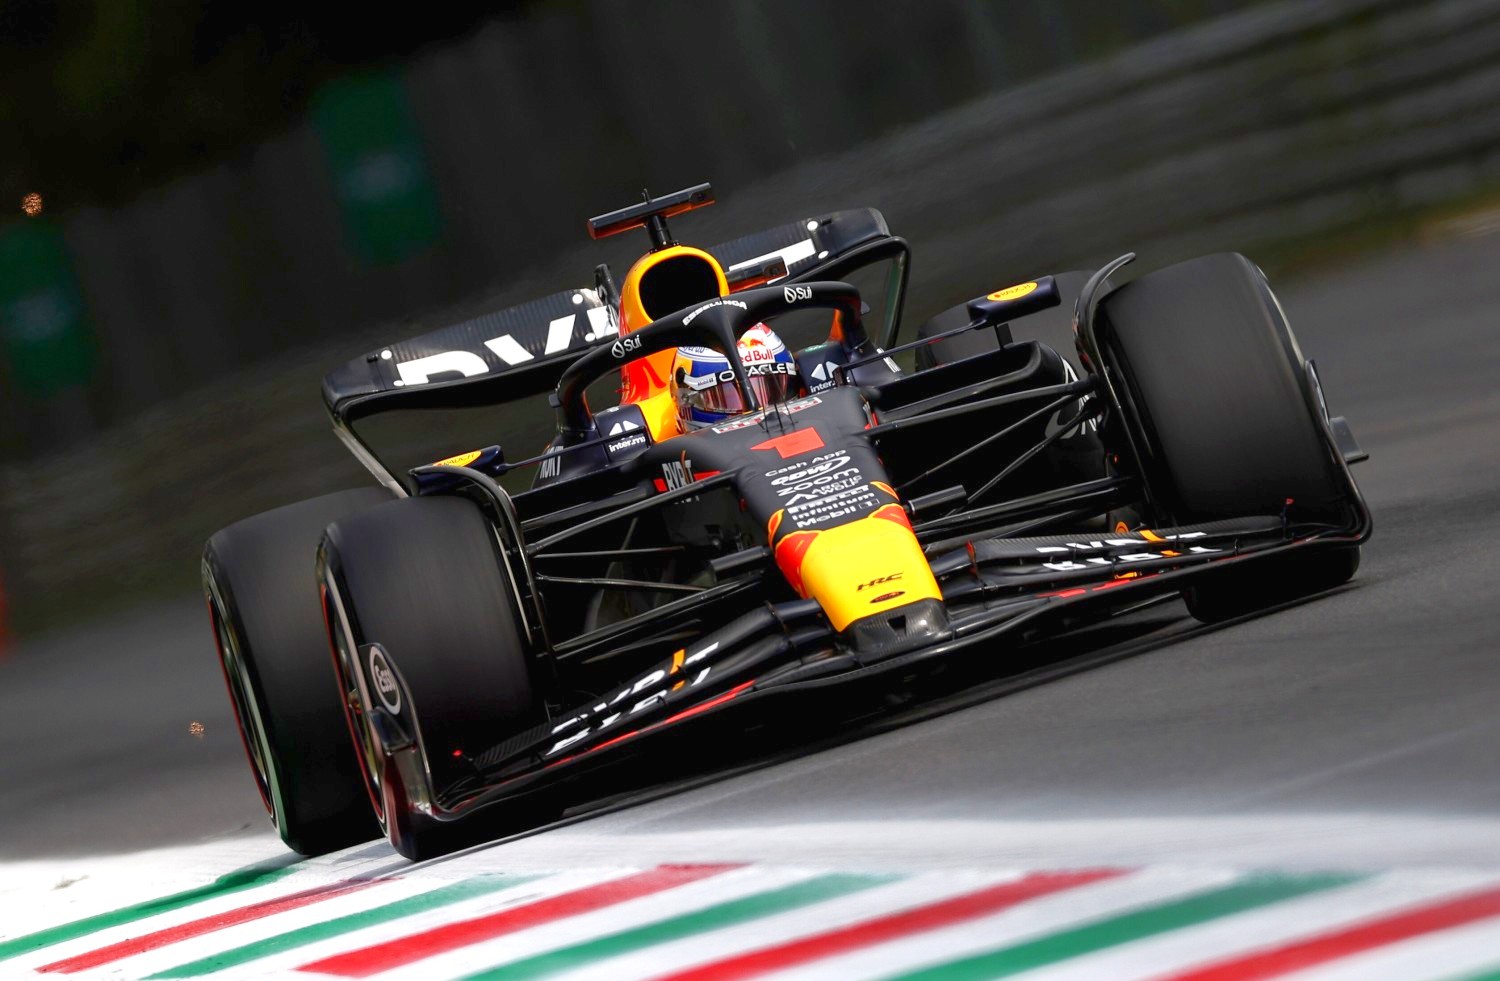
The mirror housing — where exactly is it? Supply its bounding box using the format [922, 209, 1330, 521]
[966, 275, 1060, 325]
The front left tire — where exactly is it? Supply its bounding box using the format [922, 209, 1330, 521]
[319, 494, 548, 857]
[203, 488, 391, 855]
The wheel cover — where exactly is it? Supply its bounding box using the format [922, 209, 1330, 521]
[321, 578, 388, 828]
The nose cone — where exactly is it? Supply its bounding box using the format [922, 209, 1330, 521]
[842, 597, 952, 660]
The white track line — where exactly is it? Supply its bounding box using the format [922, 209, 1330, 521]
[437, 817, 1500, 872]
[354, 865, 814, 980]
[755, 867, 1238, 981]
[4, 851, 400, 976]
[164, 868, 629, 981]
[1009, 871, 1500, 981]
[0, 836, 291, 940]
[1281, 915, 1500, 980]
[525, 870, 1036, 981]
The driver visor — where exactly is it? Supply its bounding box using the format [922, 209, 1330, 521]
[693, 368, 795, 415]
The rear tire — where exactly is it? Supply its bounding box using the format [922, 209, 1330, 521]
[203, 488, 391, 855]
[320, 495, 547, 856]
[1096, 253, 1359, 623]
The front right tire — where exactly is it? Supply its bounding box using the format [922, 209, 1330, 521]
[1096, 253, 1362, 623]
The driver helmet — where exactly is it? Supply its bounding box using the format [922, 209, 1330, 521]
[675, 324, 804, 430]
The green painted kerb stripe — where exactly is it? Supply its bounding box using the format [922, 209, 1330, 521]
[894, 872, 1365, 981]
[462, 873, 898, 981]
[1446, 967, 1500, 981]
[0, 860, 299, 961]
[151, 873, 539, 977]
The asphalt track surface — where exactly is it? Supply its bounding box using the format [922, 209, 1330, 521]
[2, 230, 1499, 874]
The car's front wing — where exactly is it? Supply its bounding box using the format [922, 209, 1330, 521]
[363, 511, 1365, 857]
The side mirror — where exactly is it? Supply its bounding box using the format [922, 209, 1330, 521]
[410, 444, 505, 494]
[726, 256, 788, 292]
[965, 275, 1060, 325]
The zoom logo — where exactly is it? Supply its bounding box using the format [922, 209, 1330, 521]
[767, 453, 852, 486]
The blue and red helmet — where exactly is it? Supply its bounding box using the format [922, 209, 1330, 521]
[675, 324, 803, 429]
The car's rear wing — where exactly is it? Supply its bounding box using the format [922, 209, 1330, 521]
[715, 207, 894, 284]
[321, 207, 909, 491]
[714, 208, 910, 345]
[322, 288, 616, 426]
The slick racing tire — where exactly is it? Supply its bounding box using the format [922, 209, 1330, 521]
[203, 487, 391, 855]
[1096, 252, 1359, 624]
[320, 495, 548, 858]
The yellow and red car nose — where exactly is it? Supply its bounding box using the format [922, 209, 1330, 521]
[769, 502, 942, 633]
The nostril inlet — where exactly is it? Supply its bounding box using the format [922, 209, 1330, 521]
[842, 599, 950, 658]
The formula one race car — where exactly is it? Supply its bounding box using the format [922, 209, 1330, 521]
[204, 183, 1371, 858]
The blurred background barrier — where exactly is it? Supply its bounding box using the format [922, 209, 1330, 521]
[3, 0, 1500, 633]
[0, 565, 9, 656]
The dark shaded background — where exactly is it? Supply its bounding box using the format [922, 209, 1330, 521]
[0, 1, 512, 207]
[0, 0, 1247, 448]
[1, 1, 1228, 212]
[3, 0, 1499, 637]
